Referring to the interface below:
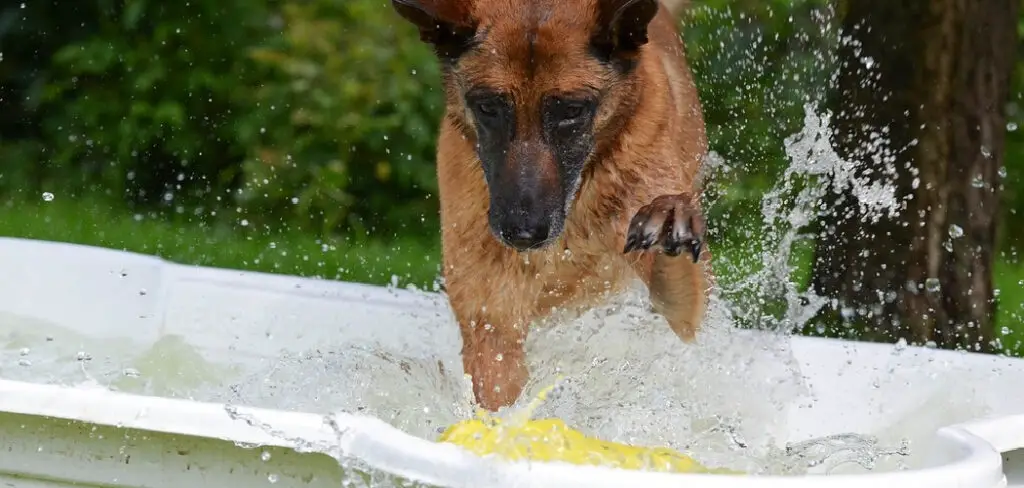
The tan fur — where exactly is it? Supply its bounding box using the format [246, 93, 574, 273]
[431, 0, 712, 411]
[659, 0, 690, 17]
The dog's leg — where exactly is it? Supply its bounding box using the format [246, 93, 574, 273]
[445, 268, 533, 411]
[622, 193, 712, 341]
[458, 317, 528, 411]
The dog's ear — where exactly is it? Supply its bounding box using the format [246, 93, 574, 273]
[392, 0, 476, 61]
[592, 0, 659, 60]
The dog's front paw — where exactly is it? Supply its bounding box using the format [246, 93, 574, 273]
[623, 193, 705, 262]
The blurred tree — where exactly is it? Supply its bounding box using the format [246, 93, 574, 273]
[811, 0, 1020, 351]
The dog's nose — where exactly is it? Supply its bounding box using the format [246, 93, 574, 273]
[504, 225, 549, 251]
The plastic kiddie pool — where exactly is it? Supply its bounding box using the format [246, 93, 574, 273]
[0, 236, 1023, 488]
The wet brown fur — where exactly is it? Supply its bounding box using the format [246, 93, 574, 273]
[400, 0, 712, 411]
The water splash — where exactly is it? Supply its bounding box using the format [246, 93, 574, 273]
[2, 101, 919, 486]
[773, 434, 910, 474]
[0, 102, 924, 486]
[193, 96, 917, 482]
[714, 104, 900, 336]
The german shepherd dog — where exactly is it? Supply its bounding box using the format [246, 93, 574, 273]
[391, 0, 711, 411]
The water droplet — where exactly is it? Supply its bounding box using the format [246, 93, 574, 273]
[1001, 326, 1011, 336]
[18, 359, 31, 367]
[261, 451, 272, 462]
[981, 145, 992, 158]
[267, 473, 279, 483]
[19, 347, 30, 356]
[999, 166, 1008, 178]
[139, 289, 148, 296]
[77, 351, 92, 361]
[892, 338, 907, 354]
[41, 192, 54, 202]
[971, 174, 985, 188]
[1008, 122, 1019, 132]
[948, 224, 963, 239]
[122, 368, 142, 378]
[494, 353, 503, 361]
[924, 278, 941, 293]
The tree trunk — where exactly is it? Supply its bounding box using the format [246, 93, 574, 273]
[811, 0, 1019, 352]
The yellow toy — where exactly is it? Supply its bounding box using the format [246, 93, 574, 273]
[440, 381, 740, 475]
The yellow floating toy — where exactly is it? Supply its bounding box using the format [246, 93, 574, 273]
[440, 382, 741, 475]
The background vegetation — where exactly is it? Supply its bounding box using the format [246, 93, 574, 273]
[2, 0, 1022, 352]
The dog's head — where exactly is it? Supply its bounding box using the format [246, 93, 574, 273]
[393, 0, 660, 251]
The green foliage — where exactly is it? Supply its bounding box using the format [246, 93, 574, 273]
[32, 0, 271, 208]
[237, 0, 444, 237]
[2, 0, 443, 239]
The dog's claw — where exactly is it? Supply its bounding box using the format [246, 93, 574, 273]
[641, 234, 657, 250]
[623, 193, 705, 261]
[688, 238, 702, 263]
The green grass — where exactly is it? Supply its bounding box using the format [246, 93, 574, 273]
[2, 194, 1021, 355]
[0, 196, 442, 289]
[995, 260, 1024, 353]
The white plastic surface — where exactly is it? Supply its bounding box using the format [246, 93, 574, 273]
[0, 236, 1023, 488]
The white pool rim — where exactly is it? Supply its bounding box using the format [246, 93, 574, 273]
[0, 236, 1022, 487]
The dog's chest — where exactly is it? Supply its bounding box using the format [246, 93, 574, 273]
[528, 239, 631, 312]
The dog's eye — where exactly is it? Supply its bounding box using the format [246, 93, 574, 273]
[560, 103, 585, 121]
[475, 100, 502, 117]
